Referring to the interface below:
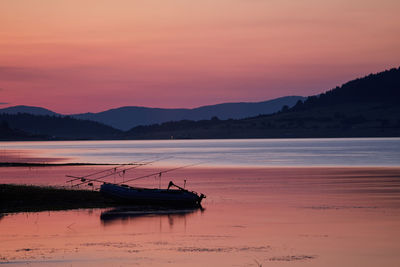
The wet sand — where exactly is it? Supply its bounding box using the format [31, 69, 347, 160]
[1, 166, 400, 266]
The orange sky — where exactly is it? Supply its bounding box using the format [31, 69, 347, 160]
[0, 0, 399, 113]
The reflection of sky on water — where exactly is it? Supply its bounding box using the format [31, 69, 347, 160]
[1, 138, 399, 167]
[1, 167, 400, 266]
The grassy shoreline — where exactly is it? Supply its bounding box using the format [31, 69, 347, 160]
[0, 184, 119, 213]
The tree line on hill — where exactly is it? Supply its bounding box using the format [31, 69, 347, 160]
[0, 67, 399, 140]
[0, 113, 122, 140]
[122, 67, 400, 139]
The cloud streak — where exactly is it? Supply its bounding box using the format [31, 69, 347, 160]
[0, 0, 399, 113]
[0, 66, 49, 82]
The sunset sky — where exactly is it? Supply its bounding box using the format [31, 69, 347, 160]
[1, 0, 399, 113]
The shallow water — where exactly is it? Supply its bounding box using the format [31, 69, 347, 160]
[1, 167, 400, 266]
[1, 139, 400, 266]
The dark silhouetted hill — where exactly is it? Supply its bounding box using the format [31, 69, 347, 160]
[0, 120, 39, 140]
[71, 96, 304, 130]
[0, 105, 57, 116]
[0, 97, 305, 131]
[124, 67, 400, 139]
[0, 113, 122, 140]
[2, 67, 399, 139]
[291, 67, 400, 110]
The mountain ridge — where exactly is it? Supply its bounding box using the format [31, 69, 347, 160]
[73, 95, 304, 130]
[1, 67, 399, 140]
[0, 113, 121, 140]
[0, 105, 57, 116]
[123, 67, 400, 138]
[0, 96, 305, 130]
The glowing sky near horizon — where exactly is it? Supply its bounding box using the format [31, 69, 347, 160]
[1, 0, 399, 113]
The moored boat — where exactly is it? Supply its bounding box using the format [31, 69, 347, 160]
[100, 181, 205, 207]
[67, 160, 207, 207]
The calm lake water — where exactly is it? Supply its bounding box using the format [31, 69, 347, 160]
[1, 138, 400, 266]
[1, 138, 400, 167]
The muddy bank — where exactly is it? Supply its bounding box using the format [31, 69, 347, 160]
[0, 184, 119, 213]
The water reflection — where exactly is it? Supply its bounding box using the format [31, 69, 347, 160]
[1, 166, 400, 266]
[100, 206, 204, 227]
[1, 138, 399, 167]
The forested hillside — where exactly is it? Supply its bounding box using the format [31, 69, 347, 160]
[0, 113, 121, 140]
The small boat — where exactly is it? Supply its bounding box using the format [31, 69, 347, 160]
[100, 181, 206, 207]
[66, 160, 206, 207]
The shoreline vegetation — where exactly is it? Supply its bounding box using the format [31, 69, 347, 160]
[0, 184, 119, 213]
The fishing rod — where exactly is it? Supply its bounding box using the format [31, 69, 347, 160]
[114, 161, 204, 185]
[71, 156, 174, 187]
[71, 157, 171, 187]
[66, 155, 167, 183]
[66, 162, 140, 183]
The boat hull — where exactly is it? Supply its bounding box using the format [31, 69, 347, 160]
[100, 183, 203, 207]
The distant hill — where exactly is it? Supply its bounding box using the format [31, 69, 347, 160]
[291, 67, 400, 110]
[0, 113, 122, 140]
[0, 105, 57, 116]
[0, 96, 305, 131]
[0, 120, 38, 140]
[71, 96, 304, 130]
[1, 67, 399, 140]
[124, 67, 400, 139]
